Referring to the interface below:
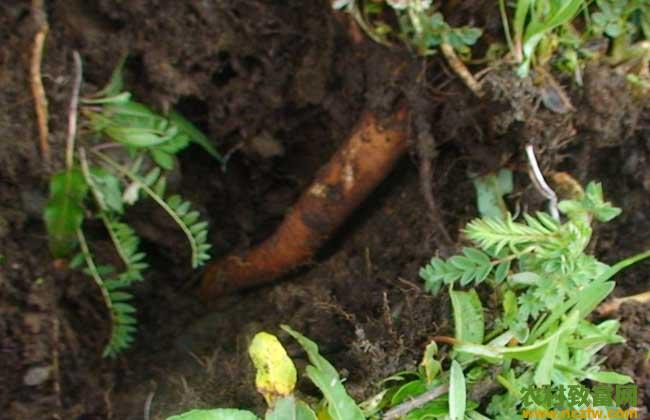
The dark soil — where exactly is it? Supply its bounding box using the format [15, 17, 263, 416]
[1, 1, 649, 419]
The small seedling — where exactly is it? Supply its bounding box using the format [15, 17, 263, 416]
[44, 55, 220, 357]
[498, 0, 585, 76]
[591, 0, 650, 60]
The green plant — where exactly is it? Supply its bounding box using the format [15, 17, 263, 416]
[499, 0, 586, 76]
[167, 326, 364, 420]
[165, 177, 648, 419]
[591, 0, 650, 57]
[44, 56, 218, 357]
[334, 0, 482, 54]
[589, 0, 650, 88]
[415, 179, 649, 418]
[333, 1, 484, 95]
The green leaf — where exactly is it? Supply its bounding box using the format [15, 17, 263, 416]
[104, 125, 171, 148]
[151, 149, 175, 170]
[420, 341, 441, 384]
[472, 169, 513, 220]
[522, 0, 583, 59]
[404, 396, 450, 419]
[534, 330, 560, 385]
[44, 168, 88, 257]
[581, 370, 633, 385]
[143, 167, 161, 186]
[494, 260, 510, 283]
[169, 110, 222, 162]
[166, 409, 259, 420]
[95, 54, 127, 98]
[281, 325, 364, 420]
[391, 380, 428, 406]
[266, 396, 317, 420]
[448, 361, 466, 420]
[451, 289, 485, 344]
[89, 167, 124, 214]
[453, 342, 503, 362]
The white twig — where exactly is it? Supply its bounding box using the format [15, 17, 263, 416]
[143, 390, 155, 420]
[382, 384, 449, 420]
[525, 144, 559, 220]
[65, 51, 83, 169]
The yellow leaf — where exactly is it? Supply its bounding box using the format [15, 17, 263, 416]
[249, 332, 297, 405]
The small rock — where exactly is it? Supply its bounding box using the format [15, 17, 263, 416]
[246, 131, 285, 159]
[23, 365, 52, 386]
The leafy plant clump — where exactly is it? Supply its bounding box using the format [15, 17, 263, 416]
[335, 1, 649, 93]
[164, 179, 648, 420]
[416, 180, 650, 418]
[44, 56, 220, 357]
[334, 1, 484, 94]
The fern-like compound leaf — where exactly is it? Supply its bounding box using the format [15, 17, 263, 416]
[420, 247, 495, 294]
[164, 194, 212, 268]
[465, 213, 562, 255]
[95, 151, 212, 269]
[105, 219, 148, 284]
[74, 230, 139, 358]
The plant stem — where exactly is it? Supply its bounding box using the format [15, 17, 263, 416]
[30, 0, 50, 165]
[525, 144, 559, 220]
[440, 42, 484, 98]
[599, 249, 650, 282]
[92, 150, 201, 268]
[66, 51, 83, 169]
[498, 0, 515, 56]
[76, 228, 112, 312]
[78, 148, 132, 271]
[382, 384, 450, 420]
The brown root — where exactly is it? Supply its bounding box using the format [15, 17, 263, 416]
[30, 0, 50, 164]
[200, 107, 409, 300]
